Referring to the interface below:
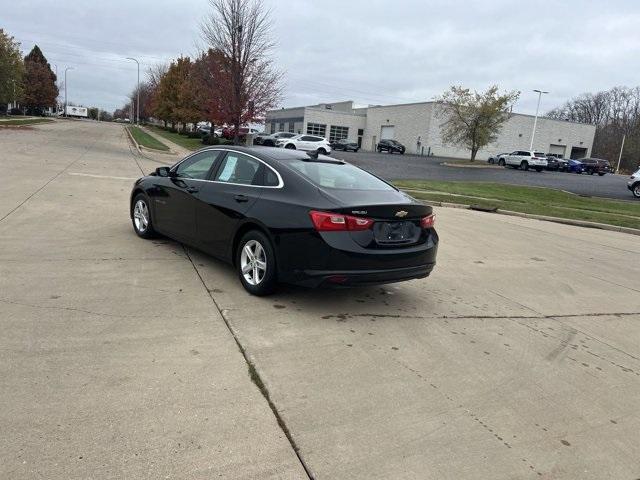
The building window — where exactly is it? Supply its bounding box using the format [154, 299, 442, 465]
[270, 122, 276, 133]
[329, 125, 349, 142]
[306, 122, 326, 137]
[288, 122, 295, 133]
[279, 122, 285, 132]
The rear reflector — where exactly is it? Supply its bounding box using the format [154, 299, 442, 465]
[309, 210, 374, 231]
[420, 213, 436, 229]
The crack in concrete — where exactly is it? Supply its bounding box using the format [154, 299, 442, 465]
[182, 246, 315, 480]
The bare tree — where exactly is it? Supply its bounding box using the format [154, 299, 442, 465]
[546, 86, 640, 172]
[435, 85, 520, 161]
[201, 0, 282, 142]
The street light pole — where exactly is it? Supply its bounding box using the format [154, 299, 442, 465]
[64, 67, 74, 117]
[616, 134, 626, 174]
[126, 57, 140, 125]
[530, 89, 549, 150]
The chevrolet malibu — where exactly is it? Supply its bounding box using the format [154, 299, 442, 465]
[130, 146, 438, 295]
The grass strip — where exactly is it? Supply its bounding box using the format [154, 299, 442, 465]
[0, 118, 53, 126]
[394, 180, 640, 230]
[127, 125, 169, 151]
[148, 125, 203, 151]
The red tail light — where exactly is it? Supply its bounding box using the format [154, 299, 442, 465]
[309, 210, 374, 231]
[420, 213, 436, 229]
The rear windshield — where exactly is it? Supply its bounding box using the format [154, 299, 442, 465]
[288, 160, 395, 190]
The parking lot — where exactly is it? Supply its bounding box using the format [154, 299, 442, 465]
[2, 120, 640, 479]
[334, 151, 632, 201]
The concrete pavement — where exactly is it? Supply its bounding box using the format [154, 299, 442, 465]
[0, 120, 306, 479]
[1, 119, 639, 479]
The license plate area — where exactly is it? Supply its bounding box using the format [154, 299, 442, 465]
[373, 221, 420, 245]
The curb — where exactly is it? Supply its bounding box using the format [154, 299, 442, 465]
[417, 199, 640, 237]
[441, 162, 501, 169]
[125, 125, 175, 155]
[124, 125, 142, 153]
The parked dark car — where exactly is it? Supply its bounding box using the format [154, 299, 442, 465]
[330, 138, 360, 152]
[261, 132, 296, 147]
[130, 146, 438, 295]
[567, 159, 585, 174]
[377, 139, 406, 154]
[545, 156, 561, 171]
[556, 158, 569, 172]
[578, 158, 612, 176]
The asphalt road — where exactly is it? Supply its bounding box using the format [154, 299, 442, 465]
[332, 150, 634, 200]
[2, 120, 640, 479]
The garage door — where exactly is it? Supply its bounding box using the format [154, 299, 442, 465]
[380, 125, 394, 140]
[548, 144, 566, 158]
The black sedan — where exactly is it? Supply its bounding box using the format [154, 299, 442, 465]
[330, 138, 360, 152]
[130, 146, 438, 295]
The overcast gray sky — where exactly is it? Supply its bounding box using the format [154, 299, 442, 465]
[3, 0, 640, 116]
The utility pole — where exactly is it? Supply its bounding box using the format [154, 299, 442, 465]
[64, 67, 74, 117]
[126, 57, 140, 125]
[530, 89, 549, 150]
[616, 133, 626, 174]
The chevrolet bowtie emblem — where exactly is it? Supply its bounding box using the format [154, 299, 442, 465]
[395, 210, 408, 218]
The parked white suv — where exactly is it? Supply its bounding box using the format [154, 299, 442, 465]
[276, 134, 332, 155]
[628, 167, 640, 198]
[501, 150, 548, 172]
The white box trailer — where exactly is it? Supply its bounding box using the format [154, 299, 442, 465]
[65, 106, 88, 117]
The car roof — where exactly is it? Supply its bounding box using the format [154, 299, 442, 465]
[193, 145, 333, 164]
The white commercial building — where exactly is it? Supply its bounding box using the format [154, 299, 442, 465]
[265, 100, 595, 160]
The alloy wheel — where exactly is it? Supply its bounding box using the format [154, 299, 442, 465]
[634, 184, 640, 198]
[133, 199, 149, 233]
[240, 240, 267, 286]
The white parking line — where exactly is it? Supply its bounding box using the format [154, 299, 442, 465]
[68, 172, 138, 181]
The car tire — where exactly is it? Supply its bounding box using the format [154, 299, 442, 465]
[535, 167, 543, 172]
[498, 159, 505, 166]
[520, 161, 529, 171]
[317, 147, 327, 155]
[354, 148, 359, 152]
[131, 194, 156, 239]
[236, 230, 277, 296]
[598, 172, 606, 176]
[377, 148, 382, 153]
[284, 144, 296, 149]
[633, 183, 640, 198]
[488, 158, 494, 164]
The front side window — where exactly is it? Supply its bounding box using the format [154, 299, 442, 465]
[214, 152, 261, 185]
[329, 125, 349, 142]
[175, 151, 220, 179]
[288, 160, 395, 191]
[306, 122, 326, 136]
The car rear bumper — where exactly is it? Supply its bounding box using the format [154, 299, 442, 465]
[276, 230, 438, 288]
[288, 263, 436, 288]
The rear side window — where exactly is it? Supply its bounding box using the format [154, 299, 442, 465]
[214, 152, 261, 185]
[288, 160, 395, 191]
[264, 168, 280, 187]
[534, 152, 546, 157]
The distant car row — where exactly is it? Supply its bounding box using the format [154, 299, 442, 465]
[488, 150, 613, 175]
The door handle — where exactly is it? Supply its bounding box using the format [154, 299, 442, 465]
[186, 186, 199, 193]
[234, 194, 249, 203]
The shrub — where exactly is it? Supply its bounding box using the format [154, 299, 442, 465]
[202, 134, 220, 145]
[187, 131, 202, 138]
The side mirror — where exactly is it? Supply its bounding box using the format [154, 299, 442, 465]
[155, 166, 171, 177]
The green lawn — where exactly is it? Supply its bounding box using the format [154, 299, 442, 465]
[394, 180, 640, 230]
[127, 126, 169, 151]
[147, 125, 203, 151]
[0, 117, 53, 126]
